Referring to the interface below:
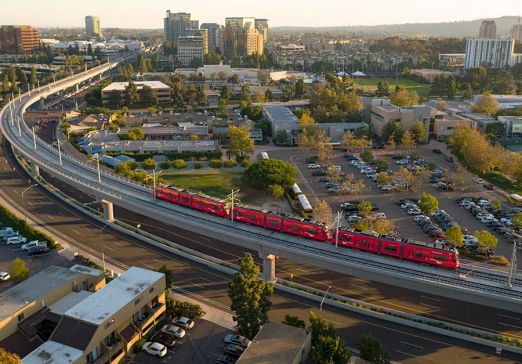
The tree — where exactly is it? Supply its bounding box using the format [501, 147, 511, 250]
[228, 253, 273, 339]
[125, 81, 139, 106]
[140, 85, 157, 106]
[445, 226, 464, 247]
[1, 73, 10, 93]
[229, 125, 254, 159]
[419, 192, 438, 215]
[462, 83, 473, 100]
[299, 111, 316, 128]
[360, 150, 374, 163]
[243, 160, 297, 190]
[358, 200, 373, 216]
[314, 200, 333, 228]
[157, 264, 173, 289]
[390, 88, 419, 108]
[371, 217, 397, 236]
[381, 122, 403, 145]
[0, 348, 21, 364]
[143, 158, 156, 170]
[314, 334, 351, 364]
[108, 90, 122, 108]
[30, 67, 38, 85]
[267, 184, 285, 198]
[376, 79, 390, 97]
[474, 230, 498, 250]
[220, 85, 233, 101]
[400, 130, 417, 152]
[375, 159, 388, 173]
[282, 315, 305, 328]
[264, 88, 273, 101]
[410, 121, 427, 144]
[512, 213, 522, 230]
[377, 172, 392, 185]
[472, 92, 499, 116]
[274, 130, 289, 145]
[196, 86, 207, 107]
[295, 79, 306, 98]
[10, 258, 29, 282]
[356, 334, 391, 364]
[309, 311, 335, 346]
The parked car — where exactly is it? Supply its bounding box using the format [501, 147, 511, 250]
[153, 332, 177, 348]
[21, 240, 45, 253]
[142, 342, 167, 358]
[345, 214, 362, 223]
[484, 183, 494, 190]
[25, 245, 49, 256]
[173, 316, 194, 329]
[0, 272, 10, 281]
[161, 325, 186, 338]
[224, 334, 250, 349]
[308, 163, 321, 169]
[216, 354, 237, 364]
[407, 208, 422, 215]
[0, 227, 15, 237]
[1, 231, 19, 242]
[5, 235, 27, 245]
[432, 149, 442, 154]
[224, 344, 245, 359]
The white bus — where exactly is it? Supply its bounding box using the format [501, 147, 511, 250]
[258, 152, 269, 160]
[298, 194, 313, 213]
[291, 183, 303, 196]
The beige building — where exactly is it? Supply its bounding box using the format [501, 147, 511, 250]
[101, 81, 172, 105]
[22, 266, 166, 364]
[177, 36, 204, 66]
[0, 25, 40, 54]
[224, 17, 264, 58]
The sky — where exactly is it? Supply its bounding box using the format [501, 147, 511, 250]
[0, 0, 520, 28]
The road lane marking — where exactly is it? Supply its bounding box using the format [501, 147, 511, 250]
[324, 318, 343, 326]
[400, 341, 423, 349]
[395, 350, 416, 357]
[499, 322, 522, 329]
[142, 263, 155, 269]
[113, 241, 124, 247]
[419, 303, 439, 309]
[72, 229, 82, 236]
[498, 314, 520, 321]
[46, 214, 56, 220]
[199, 236, 210, 241]
[104, 246, 114, 252]
[191, 282, 205, 289]
[421, 295, 441, 302]
[153, 259, 163, 264]
[199, 277, 214, 283]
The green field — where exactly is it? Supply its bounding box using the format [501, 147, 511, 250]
[160, 170, 243, 198]
[354, 77, 431, 96]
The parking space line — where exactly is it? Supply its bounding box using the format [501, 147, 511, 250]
[421, 295, 441, 302]
[104, 246, 114, 252]
[46, 214, 55, 221]
[498, 314, 520, 321]
[142, 263, 155, 269]
[400, 341, 423, 349]
[499, 322, 522, 329]
[192, 282, 205, 289]
[199, 276, 213, 283]
[419, 302, 439, 309]
[395, 350, 416, 357]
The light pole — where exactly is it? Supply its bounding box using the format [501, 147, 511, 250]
[21, 184, 38, 222]
[136, 169, 162, 198]
[90, 153, 102, 183]
[227, 189, 240, 222]
[57, 140, 62, 166]
[100, 224, 109, 273]
[333, 211, 342, 249]
[319, 285, 332, 316]
[507, 240, 518, 288]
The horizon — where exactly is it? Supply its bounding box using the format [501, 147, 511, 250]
[0, 0, 520, 29]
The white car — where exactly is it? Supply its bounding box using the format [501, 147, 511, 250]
[142, 342, 167, 358]
[395, 159, 409, 165]
[161, 325, 186, 338]
[407, 208, 422, 215]
[307, 163, 320, 169]
[380, 184, 393, 191]
[0, 227, 14, 237]
[414, 215, 430, 222]
[476, 212, 493, 219]
[401, 203, 417, 210]
[21, 240, 45, 252]
[173, 316, 194, 329]
[500, 218, 513, 226]
[463, 235, 478, 245]
[5, 236, 27, 245]
[0, 272, 10, 281]
[472, 177, 486, 184]
[345, 214, 361, 223]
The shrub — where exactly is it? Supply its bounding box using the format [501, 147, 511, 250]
[489, 255, 509, 266]
[133, 338, 147, 353]
[159, 161, 171, 170]
[10, 258, 29, 282]
[172, 159, 186, 169]
[194, 162, 202, 169]
[268, 184, 285, 198]
[242, 159, 252, 168]
[223, 160, 238, 168]
[166, 297, 205, 319]
[142, 158, 156, 170]
[209, 159, 223, 168]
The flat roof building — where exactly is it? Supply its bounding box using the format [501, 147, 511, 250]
[85, 16, 102, 39]
[464, 38, 519, 69]
[0, 25, 40, 54]
[101, 81, 171, 105]
[164, 11, 198, 43]
[177, 35, 204, 67]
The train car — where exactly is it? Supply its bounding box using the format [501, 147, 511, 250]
[332, 229, 379, 253]
[178, 191, 193, 208]
[155, 186, 181, 204]
[264, 213, 283, 231]
[233, 206, 266, 227]
[190, 194, 228, 217]
[297, 194, 313, 213]
[282, 217, 328, 241]
[379, 238, 403, 258]
[402, 240, 459, 269]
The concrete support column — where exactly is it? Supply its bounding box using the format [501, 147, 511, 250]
[101, 199, 114, 222]
[31, 163, 40, 177]
[39, 98, 45, 109]
[260, 252, 276, 283]
[75, 84, 79, 92]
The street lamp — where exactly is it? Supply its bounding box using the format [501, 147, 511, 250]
[319, 285, 332, 316]
[89, 153, 102, 183]
[21, 184, 38, 222]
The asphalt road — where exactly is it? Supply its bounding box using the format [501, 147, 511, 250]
[0, 133, 521, 362]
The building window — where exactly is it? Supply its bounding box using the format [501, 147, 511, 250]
[151, 295, 159, 308]
[149, 287, 154, 294]
[17, 313, 25, 322]
[135, 298, 141, 305]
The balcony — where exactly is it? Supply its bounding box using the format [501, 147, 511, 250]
[90, 338, 124, 364]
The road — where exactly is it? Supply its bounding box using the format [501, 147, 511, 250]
[0, 135, 521, 362]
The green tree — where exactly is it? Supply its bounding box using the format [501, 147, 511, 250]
[10, 258, 29, 282]
[381, 122, 403, 145]
[314, 200, 333, 228]
[140, 85, 157, 106]
[30, 67, 38, 86]
[400, 130, 417, 152]
[142, 158, 156, 170]
[419, 192, 439, 215]
[377, 172, 392, 185]
[274, 130, 289, 145]
[196, 86, 207, 107]
[445, 225, 464, 247]
[410, 121, 427, 144]
[125, 81, 139, 106]
[228, 253, 273, 340]
[243, 160, 297, 190]
[390, 87, 419, 108]
[472, 92, 499, 116]
[512, 213, 522, 229]
[267, 184, 285, 198]
[356, 334, 391, 364]
[157, 264, 173, 289]
[264, 88, 273, 101]
[309, 311, 335, 346]
[229, 125, 254, 159]
[358, 200, 373, 216]
[375, 159, 388, 173]
[121, 128, 144, 140]
[462, 83, 473, 99]
[360, 150, 374, 163]
[1, 73, 10, 93]
[474, 230, 498, 250]
[220, 85, 233, 101]
[376, 79, 391, 97]
[314, 334, 351, 364]
[282, 315, 305, 328]
[295, 79, 306, 98]
[0, 348, 21, 364]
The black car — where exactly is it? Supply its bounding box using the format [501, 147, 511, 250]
[319, 177, 330, 183]
[154, 332, 177, 348]
[484, 183, 494, 190]
[216, 354, 236, 364]
[312, 170, 327, 176]
[397, 199, 412, 206]
[432, 149, 442, 154]
[224, 344, 245, 359]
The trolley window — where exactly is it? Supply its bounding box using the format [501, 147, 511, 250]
[384, 244, 398, 253]
[435, 254, 449, 262]
[307, 227, 318, 234]
[180, 196, 190, 203]
[268, 219, 279, 227]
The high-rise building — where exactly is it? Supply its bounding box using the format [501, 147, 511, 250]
[479, 20, 497, 39]
[164, 11, 199, 43]
[464, 38, 515, 69]
[177, 36, 204, 66]
[187, 28, 209, 55]
[85, 16, 102, 38]
[0, 25, 40, 54]
[201, 23, 222, 53]
[510, 19, 522, 43]
[224, 17, 264, 59]
[255, 19, 269, 43]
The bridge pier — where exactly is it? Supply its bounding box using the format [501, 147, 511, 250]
[75, 84, 79, 92]
[101, 199, 114, 222]
[39, 97, 45, 109]
[31, 163, 40, 177]
[260, 252, 276, 283]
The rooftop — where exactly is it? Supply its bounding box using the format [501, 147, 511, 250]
[0, 266, 86, 323]
[102, 81, 170, 92]
[23, 340, 83, 364]
[49, 291, 92, 316]
[263, 106, 299, 125]
[237, 322, 309, 364]
[64, 267, 164, 325]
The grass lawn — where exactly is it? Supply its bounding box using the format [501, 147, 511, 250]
[482, 171, 522, 195]
[354, 77, 431, 96]
[160, 170, 244, 199]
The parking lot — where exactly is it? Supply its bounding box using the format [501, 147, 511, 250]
[272, 144, 521, 266]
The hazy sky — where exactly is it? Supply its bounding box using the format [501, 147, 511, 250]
[0, 0, 520, 28]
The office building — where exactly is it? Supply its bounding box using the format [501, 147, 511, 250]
[187, 28, 209, 55]
[201, 23, 223, 52]
[224, 17, 264, 58]
[177, 36, 204, 66]
[101, 81, 172, 104]
[479, 20, 497, 38]
[255, 19, 269, 43]
[85, 16, 102, 38]
[0, 25, 40, 54]
[464, 38, 515, 69]
[164, 11, 199, 43]
[510, 22, 522, 43]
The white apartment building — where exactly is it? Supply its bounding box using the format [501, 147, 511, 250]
[464, 38, 519, 69]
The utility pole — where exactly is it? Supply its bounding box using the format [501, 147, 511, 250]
[333, 211, 342, 249]
[227, 189, 240, 222]
[507, 241, 518, 288]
